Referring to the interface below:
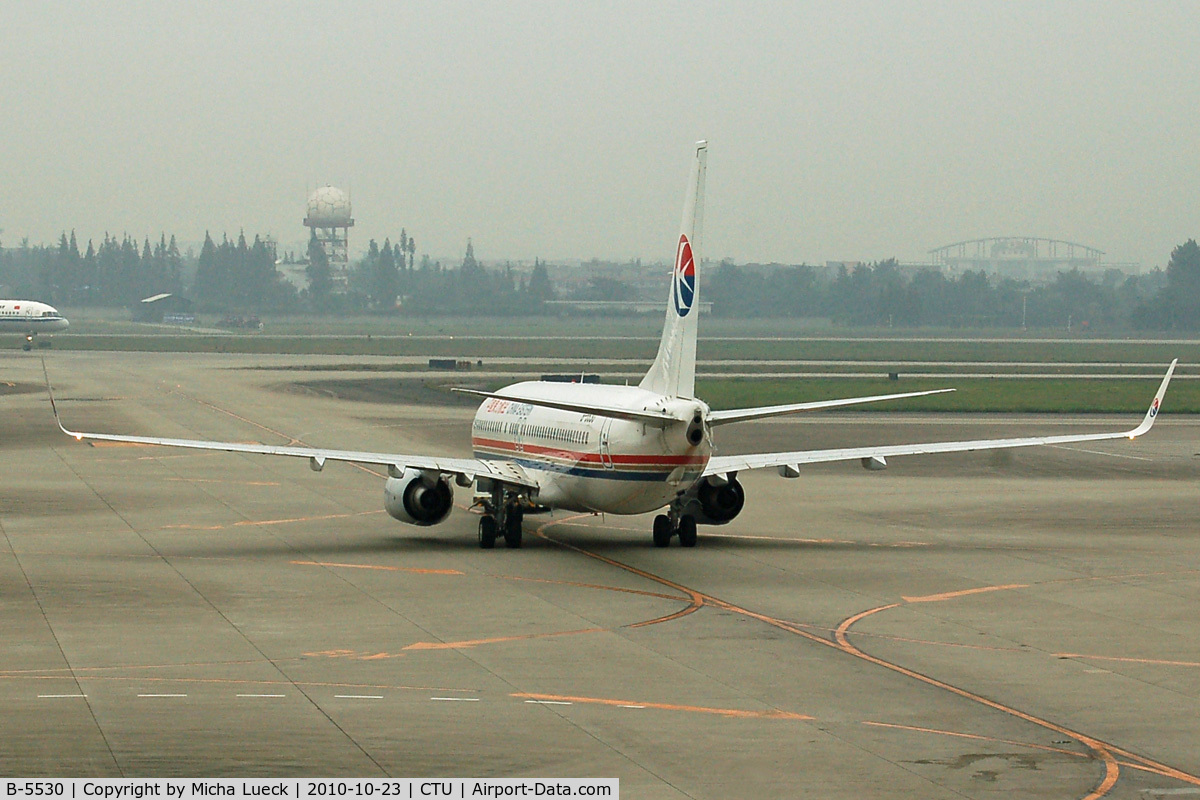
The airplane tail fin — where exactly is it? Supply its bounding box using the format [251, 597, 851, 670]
[640, 140, 707, 399]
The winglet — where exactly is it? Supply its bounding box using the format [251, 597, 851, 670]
[41, 356, 83, 440]
[41, 356, 65, 432]
[1128, 359, 1177, 438]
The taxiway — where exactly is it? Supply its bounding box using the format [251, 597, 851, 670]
[2, 351, 1198, 797]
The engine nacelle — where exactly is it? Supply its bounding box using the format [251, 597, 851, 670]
[384, 469, 454, 526]
[676, 474, 745, 525]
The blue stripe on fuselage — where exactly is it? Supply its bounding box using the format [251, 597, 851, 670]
[473, 452, 683, 482]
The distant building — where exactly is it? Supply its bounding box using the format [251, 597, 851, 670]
[929, 237, 1137, 281]
[133, 293, 193, 323]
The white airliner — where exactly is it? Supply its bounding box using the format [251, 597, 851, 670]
[48, 142, 1176, 549]
[2, 300, 69, 349]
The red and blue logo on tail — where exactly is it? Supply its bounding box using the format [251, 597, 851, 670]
[673, 234, 696, 317]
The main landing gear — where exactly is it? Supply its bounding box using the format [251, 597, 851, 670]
[478, 485, 525, 549]
[652, 512, 698, 548]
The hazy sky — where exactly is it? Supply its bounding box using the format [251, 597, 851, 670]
[3, 1, 1198, 267]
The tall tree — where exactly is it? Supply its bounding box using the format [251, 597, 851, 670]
[1164, 239, 1200, 328]
[527, 259, 555, 304]
[193, 232, 219, 307]
[372, 237, 399, 311]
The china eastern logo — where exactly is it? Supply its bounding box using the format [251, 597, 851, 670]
[673, 234, 696, 317]
[1150, 397, 1160, 417]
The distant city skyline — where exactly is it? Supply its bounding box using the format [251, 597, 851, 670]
[3, 2, 1197, 269]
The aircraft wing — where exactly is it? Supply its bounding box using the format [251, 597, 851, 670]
[44, 366, 536, 489]
[704, 360, 1176, 477]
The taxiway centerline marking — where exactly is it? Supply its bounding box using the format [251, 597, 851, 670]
[137, 694, 186, 698]
[514, 693, 812, 720]
[902, 584, 1029, 603]
[404, 628, 604, 651]
[431, 697, 479, 702]
[38, 694, 87, 698]
[334, 695, 383, 699]
[1055, 654, 1200, 668]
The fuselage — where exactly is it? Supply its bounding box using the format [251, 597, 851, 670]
[0, 301, 69, 333]
[471, 381, 711, 514]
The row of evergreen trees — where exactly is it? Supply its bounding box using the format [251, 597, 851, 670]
[193, 232, 297, 311]
[0, 232, 183, 306]
[705, 240, 1199, 331]
[4, 226, 1200, 330]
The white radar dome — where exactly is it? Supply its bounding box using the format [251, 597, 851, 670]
[305, 185, 352, 226]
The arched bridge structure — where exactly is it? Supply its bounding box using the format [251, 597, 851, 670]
[928, 237, 1108, 280]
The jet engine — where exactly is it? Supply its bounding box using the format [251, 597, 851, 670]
[384, 468, 454, 526]
[676, 474, 745, 525]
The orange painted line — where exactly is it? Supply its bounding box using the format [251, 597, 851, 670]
[870, 721, 1197, 785]
[535, 517, 705, 623]
[687, 596, 1132, 795]
[627, 605, 703, 629]
[529, 517, 1200, 792]
[902, 584, 1029, 603]
[832, 603, 1122, 799]
[1055, 653, 1200, 668]
[291, 561, 464, 576]
[234, 511, 378, 528]
[404, 627, 604, 651]
[491, 574, 682, 601]
[163, 510, 383, 530]
[863, 721, 1086, 759]
[512, 693, 812, 720]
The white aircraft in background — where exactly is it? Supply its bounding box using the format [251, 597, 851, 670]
[2, 300, 69, 349]
[48, 142, 1176, 549]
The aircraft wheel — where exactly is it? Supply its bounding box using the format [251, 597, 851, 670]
[22, 343, 32, 352]
[678, 515, 698, 548]
[504, 508, 523, 548]
[652, 514, 672, 548]
[478, 515, 497, 549]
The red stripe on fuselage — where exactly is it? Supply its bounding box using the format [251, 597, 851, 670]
[471, 437, 707, 467]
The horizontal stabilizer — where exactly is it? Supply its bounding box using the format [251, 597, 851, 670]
[707, 388, 955, 426]
[451, 387, 679, 427]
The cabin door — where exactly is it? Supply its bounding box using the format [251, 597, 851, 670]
[599, 420, 614, 469]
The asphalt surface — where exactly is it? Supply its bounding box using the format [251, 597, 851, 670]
[2, 350, 1198, 798]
